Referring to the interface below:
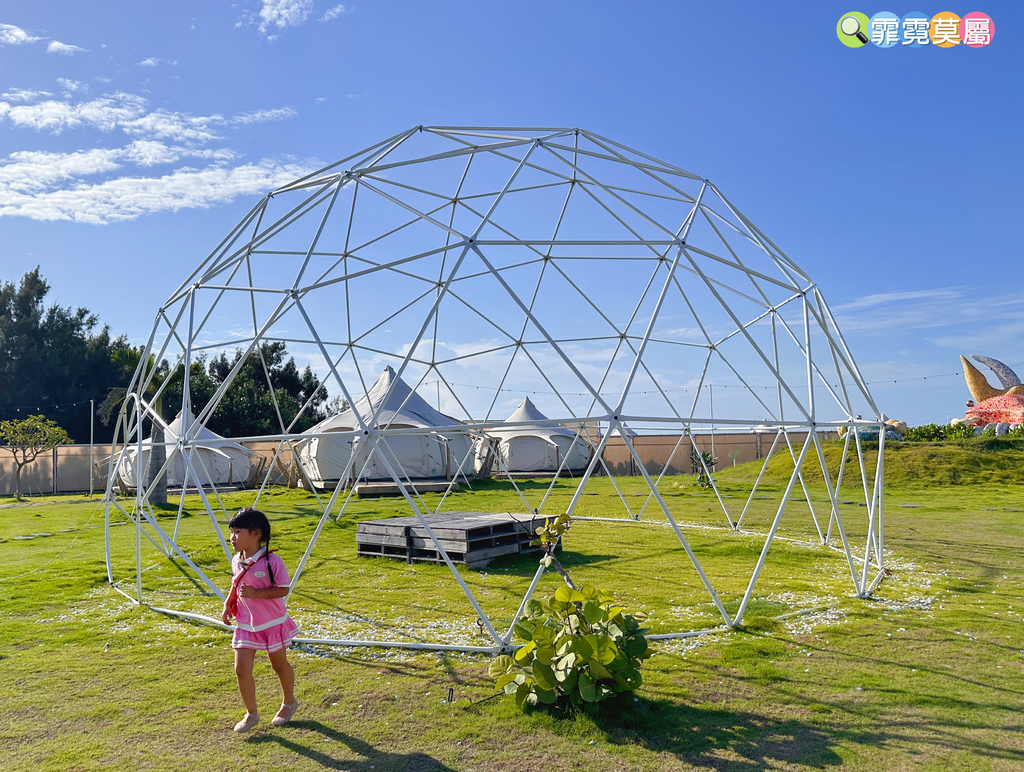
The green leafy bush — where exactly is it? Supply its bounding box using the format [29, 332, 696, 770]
[691, 448, 717, 488]
[489, 582, 651, 713]
[903, 422, 975, 442]
[489, 513, 652, 712]
[903, 423, 946, 442]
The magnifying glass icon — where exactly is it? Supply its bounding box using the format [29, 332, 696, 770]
[840, 15, 869, 44]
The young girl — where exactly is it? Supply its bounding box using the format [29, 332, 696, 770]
[221, 506, 300, 732]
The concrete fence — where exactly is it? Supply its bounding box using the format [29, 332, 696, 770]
[0, 431, 837, 497]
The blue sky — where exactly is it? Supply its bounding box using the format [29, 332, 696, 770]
[2, 1, 1021, 427]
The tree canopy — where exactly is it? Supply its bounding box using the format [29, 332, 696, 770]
[187, 341, 329, 437]
[3, 268, 333, 449]
[0, 268, 130, 444]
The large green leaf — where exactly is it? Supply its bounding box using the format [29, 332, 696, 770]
[580, 584, 601, 601]
[583, 600, 606, 625]
[554, 585, 585, 605]
[559, 668, 578, 692]
[574, 635, 595, 661]
[488, 654, 515, 679]
[584, 634, 618, 665]
[494, 672, 518, 692]
[513, 620, 535, 642]
[514, 680, 532, 708]
[533, 661, 557, 691]
[623, 635, 648, 658]
[535, 643, 555, 664]
[578, 672, 598, 702]
[535, 687, 558, 705]
[532, 624, 555, 646]
[525, 599, 544, 618]
[514, 641, 536, 664]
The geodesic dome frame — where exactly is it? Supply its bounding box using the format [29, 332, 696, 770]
[104, 126, 889, 653]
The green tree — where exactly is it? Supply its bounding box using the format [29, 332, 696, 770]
[200, 342, 327, 437]
[0, 415, 73, 501]
[0, 268, 129, 443]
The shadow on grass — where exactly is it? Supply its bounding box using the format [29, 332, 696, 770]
[249, 719, 456, 771]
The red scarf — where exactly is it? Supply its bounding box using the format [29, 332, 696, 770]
[226, 549, 277, 617]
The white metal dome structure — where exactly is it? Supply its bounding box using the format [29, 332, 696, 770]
[104, 126, 888, 652]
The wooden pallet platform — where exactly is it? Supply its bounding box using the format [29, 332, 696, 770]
[355, 511, 546, 568]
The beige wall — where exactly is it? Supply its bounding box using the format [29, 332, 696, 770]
[599, 431, 837, 476]
[0, 440, 300, 496]
[0, 431, 836, 497]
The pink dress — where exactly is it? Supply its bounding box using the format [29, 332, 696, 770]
[230, 548, 299, 653]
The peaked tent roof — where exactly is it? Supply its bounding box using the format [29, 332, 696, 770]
[490, 397, 578, 439]
[306, 366, 463, 434]
[139, 409, 257, 453]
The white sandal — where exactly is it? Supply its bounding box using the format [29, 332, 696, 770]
[233, 712, 259, 732]
[272, 700, 298, 726]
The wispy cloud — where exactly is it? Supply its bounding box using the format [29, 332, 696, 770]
[0, 92, 148, 133]
[237, 1, 347, 38]
[47, 40, 87, 56]
[831, 288, 962, 313]
[56, 78, 88, 96]
[0, 23, 44, 46]
[138, 57, 177, 67]
[258, 0, 314, 36]
[321, 4, 347, 22]
[0, 83, 310, 223]
[0, 159, 313, 224]
[0, 87, 53, 102]
[233, 106, 297, 125]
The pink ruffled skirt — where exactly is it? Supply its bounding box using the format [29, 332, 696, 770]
[231, 617, 299, 653]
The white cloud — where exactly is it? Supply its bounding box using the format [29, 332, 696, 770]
[138, 57, 178, 67]
[0, 142, 240, 195]
[832, 288, 961, 313]
[0, 88, 53, 102]
[0, 147, 123, 193]
[233, 106, 297, 125]
[122, 108, 224, 143]
[321, 4, 347, 21]
[57, 78, 87, 95]
[0, 23, 44, 45]
[258, 0, 314, 35]
[0, 92, 147, 133]
[0, 79, 308, 224]
[0, 159, 314, 224]
[47, 40, 87, 56]
[0, 91, 231, 143]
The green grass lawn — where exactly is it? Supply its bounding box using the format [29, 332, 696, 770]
[2, 454, 1023, 771]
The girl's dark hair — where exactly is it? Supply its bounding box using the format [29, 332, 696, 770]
[228, 507, 276, 585]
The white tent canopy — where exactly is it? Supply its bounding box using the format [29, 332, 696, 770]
[296, 366, 490, 487]
[490, 397, 592, 473]
[115, 409, 258, 488]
